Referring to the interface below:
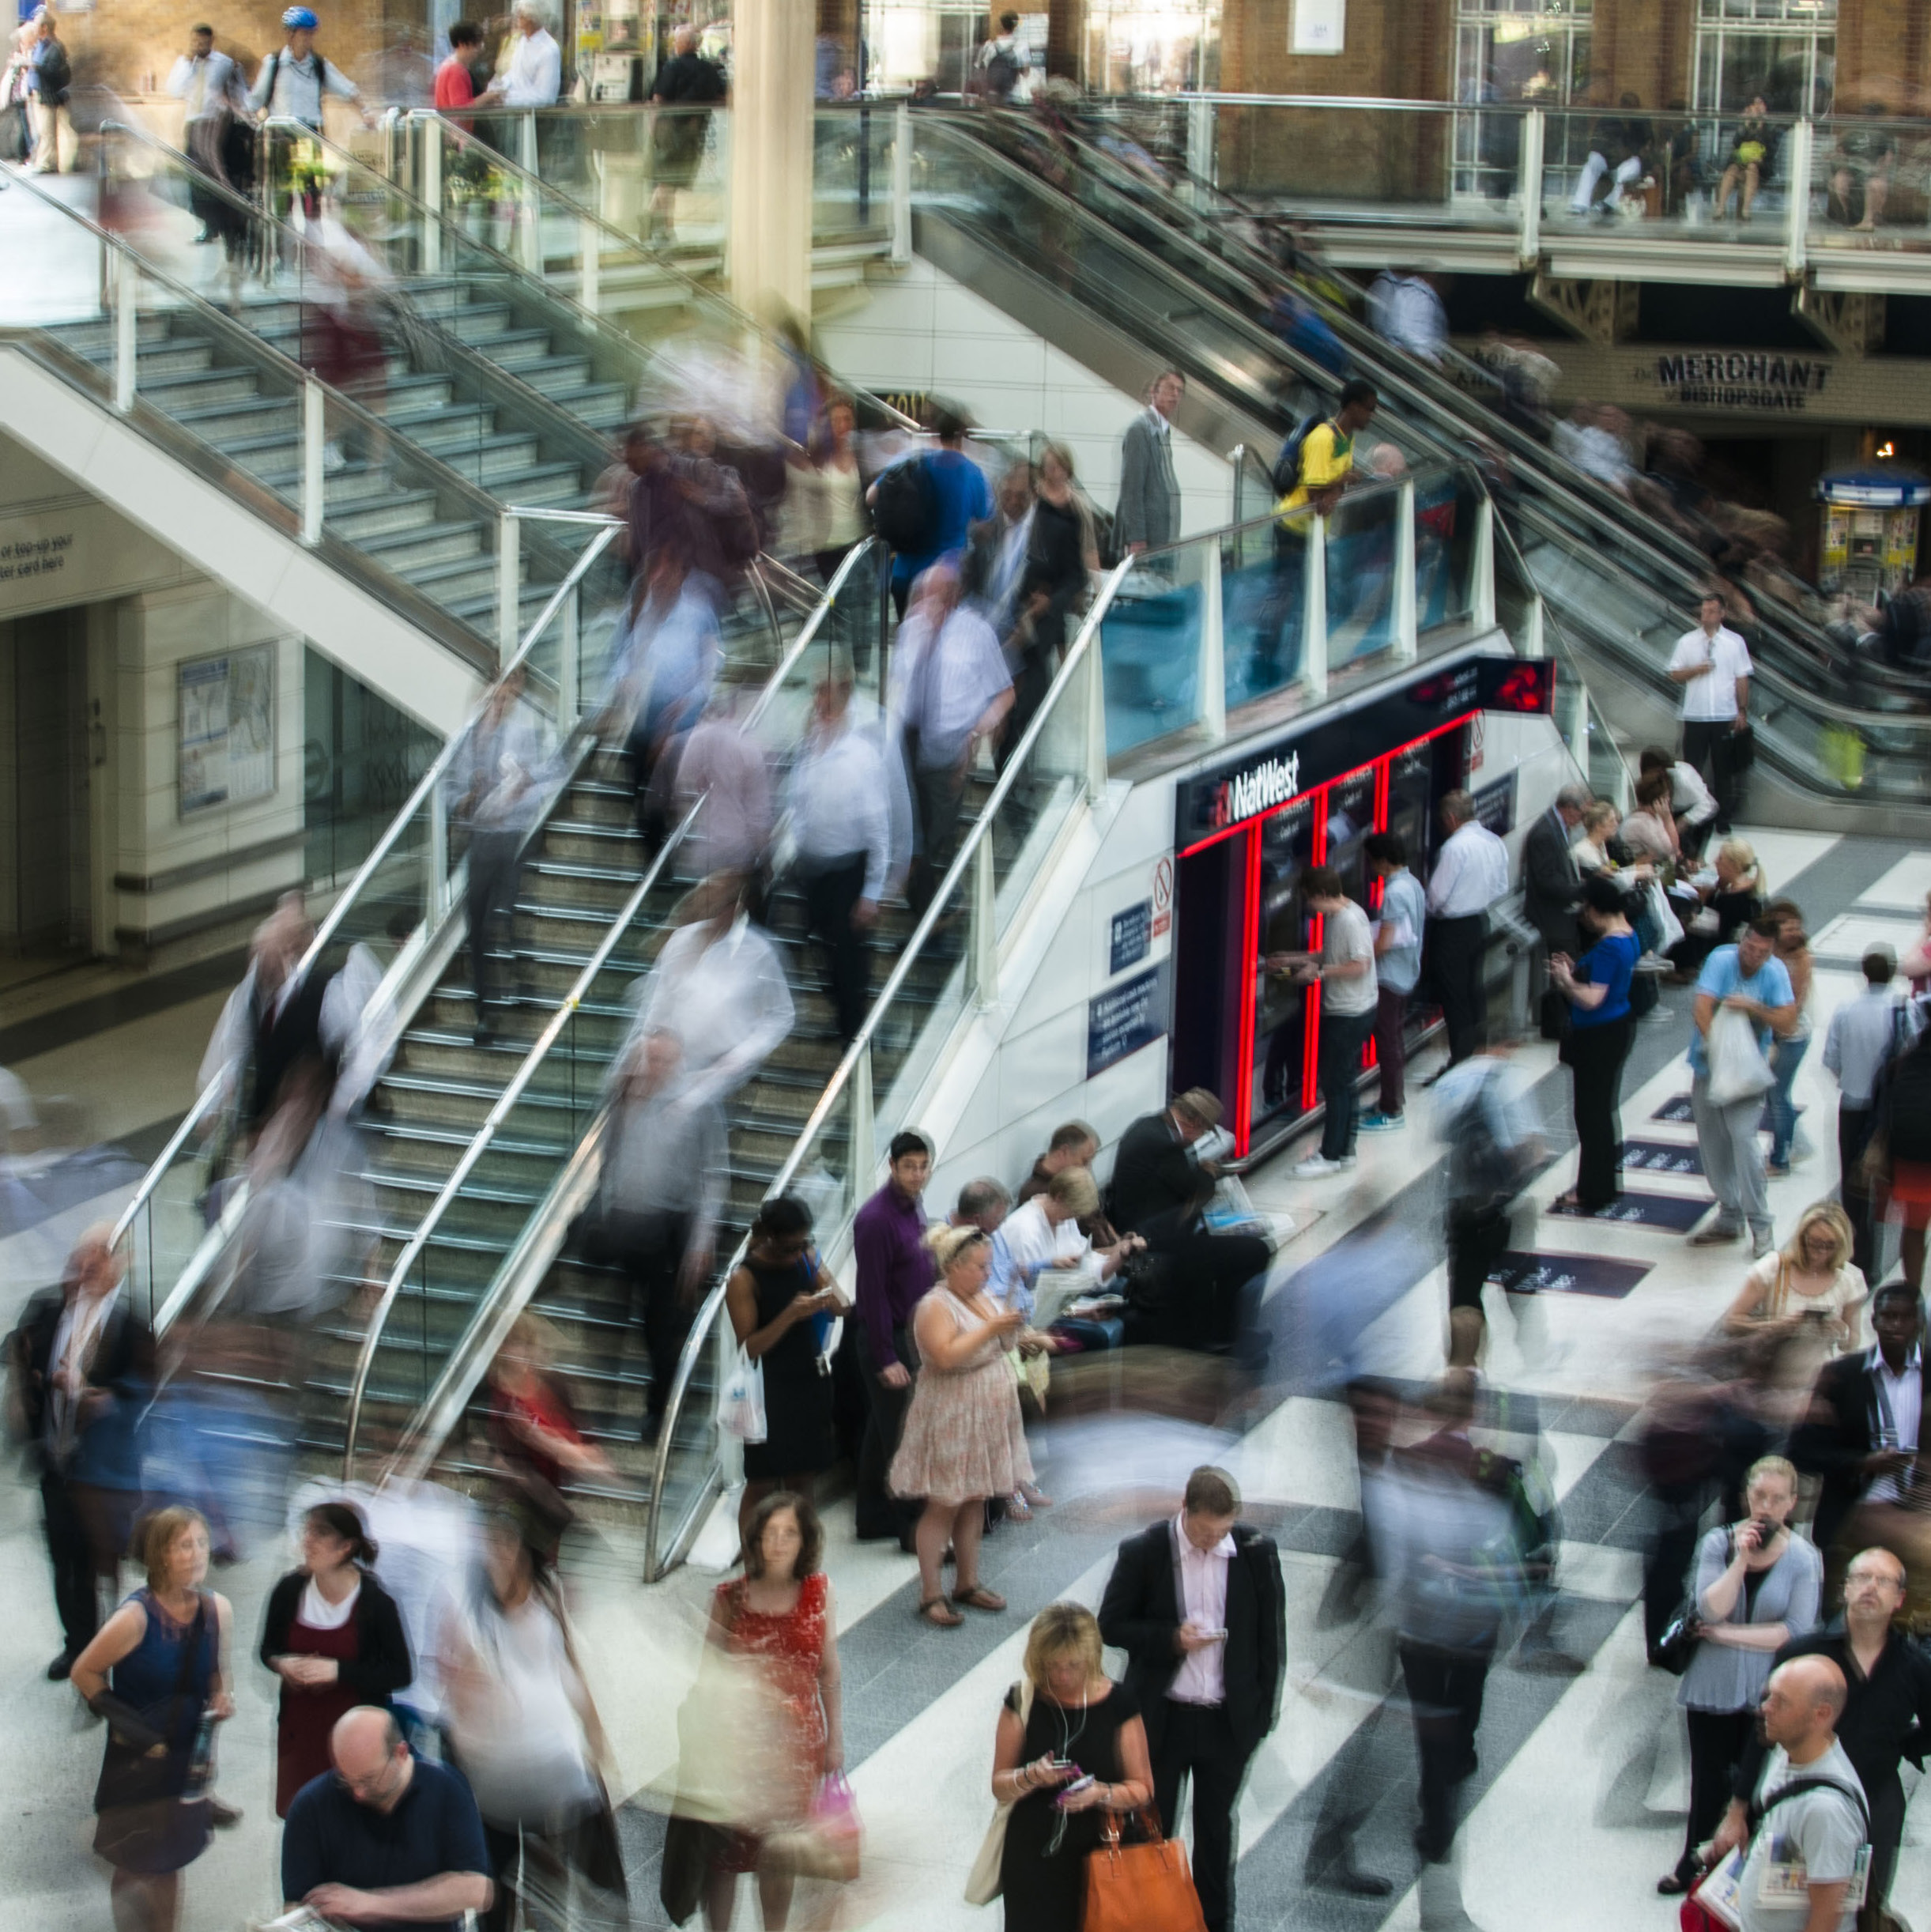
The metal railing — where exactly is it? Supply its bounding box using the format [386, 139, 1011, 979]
[345, 536, 882, 1480]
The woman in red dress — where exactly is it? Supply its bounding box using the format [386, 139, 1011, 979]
[258, 1502, 413, 1817]
[703, 1492, 844, 1931]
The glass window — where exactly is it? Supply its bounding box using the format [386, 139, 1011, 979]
[1694, 0, 1835, 117]
[1083, 0, 1220, 94]
[1454, 2, 1592, 198]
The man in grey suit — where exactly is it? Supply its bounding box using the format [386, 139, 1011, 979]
[1116, 368, 1185, 556]
[1523, 781, 1590, 1037]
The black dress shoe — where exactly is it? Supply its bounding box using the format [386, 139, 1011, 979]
[1309, 1866, 1394, 1898]
[209, 1797, 244, 1829]
[46, 1651, 73, 1681]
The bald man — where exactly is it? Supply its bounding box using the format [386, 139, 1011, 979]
[281, 1707, 491, 1930]
[1718, 1657, 1869, 1932]
[7, 1226, 153, 1677]
[1719, 1548, 1931, 1924]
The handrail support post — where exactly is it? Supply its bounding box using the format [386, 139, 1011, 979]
[1472, 496, 1497, 632]
[891, 102, 913, 265]
[114, 251, 138, 413]
[969, 836, 998, 1006]
[1303, 514, 1329, 700]
[1200, 538, 1227, 742]
[1394, 479, 1418, 662]
[302, 379, 326, 545]
[497, 511, 520, 662]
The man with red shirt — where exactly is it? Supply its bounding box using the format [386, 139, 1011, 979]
[433, 21, 481, 115]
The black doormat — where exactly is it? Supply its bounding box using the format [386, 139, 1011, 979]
[1489, 1251, 1654, 1299]
[1550, 1190, 1713, 1231]
[1652, 1093, 1695, 1123]
[1621, 1140, 1706, 1177]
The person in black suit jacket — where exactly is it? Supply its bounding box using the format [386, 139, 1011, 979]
[1105, 1092, 1271, 1357]
[8, 1226, 155, 1677]
[1098, 1466, 1285, 1932]
[1790, 1281, 1929, 1576]
[1522, 785, 1590, 1038]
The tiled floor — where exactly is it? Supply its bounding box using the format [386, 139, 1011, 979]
[3, 825, 1928, 1932]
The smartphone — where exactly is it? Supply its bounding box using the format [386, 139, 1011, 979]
[1054, 1775, 1096, 1806]
[1196, 1628, 1229, 1642]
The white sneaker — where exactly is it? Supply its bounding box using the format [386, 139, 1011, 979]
[1292, 1153, 1356, 1178]
[322, 438, 348, 474]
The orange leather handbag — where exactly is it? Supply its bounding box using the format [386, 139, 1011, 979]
[1081, 1809, 1208, 1932]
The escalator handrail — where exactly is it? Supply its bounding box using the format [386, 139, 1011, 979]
[641, 552, 1136, 1576]
[342, 535, 881, 1477]
[933, 108, 1857, 695]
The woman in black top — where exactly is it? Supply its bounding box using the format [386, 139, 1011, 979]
[724, 1197, 848, 1556]
[1002, 443, 1097, 764]
[990, 1602, 1152, 1932]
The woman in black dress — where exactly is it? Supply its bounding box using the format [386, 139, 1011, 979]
[991, 1602, 1154, 1932]
[724, 1196, 848, 1553]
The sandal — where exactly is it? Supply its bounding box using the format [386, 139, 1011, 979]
[918, 1596, 963, 1628]
[953, 1585, 1008, 1613]
[1005, 1491, 1033, 1523]
[1019, 1482, 1052, 1509]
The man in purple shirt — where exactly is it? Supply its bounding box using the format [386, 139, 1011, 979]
[852, 1130, 933, 1546]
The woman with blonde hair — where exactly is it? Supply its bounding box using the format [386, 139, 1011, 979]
[1722, 1199, 1865, 1353]
[987, 1602, 1152, 1931]
[889, 1224, 1029, 1625]
[72, 1507, 235, 1932]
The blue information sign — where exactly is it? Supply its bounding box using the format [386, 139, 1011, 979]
[1088, 966, 1165, 1077]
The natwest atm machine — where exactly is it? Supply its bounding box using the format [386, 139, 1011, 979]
[1166, 651, 1556, 1165]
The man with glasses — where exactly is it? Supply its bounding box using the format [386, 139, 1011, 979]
[282, 1707, 492, 1930]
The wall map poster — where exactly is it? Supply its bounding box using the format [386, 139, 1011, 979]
[179, 645, 276, 816]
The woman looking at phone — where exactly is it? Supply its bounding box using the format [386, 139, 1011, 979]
[990, 1602, 1152, 1931]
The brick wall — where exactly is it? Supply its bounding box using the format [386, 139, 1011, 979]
[1835, 0, 1931, 112]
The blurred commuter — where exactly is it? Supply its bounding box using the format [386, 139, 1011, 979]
[1024, 441, 1099, 647]
[1370, 1375, 1518, 1881]
[1690, 917, 1797, 1260]
[964, 461, 1038, 691]
[72, 1507, 232, 1932]
[1016, 1119, 1099, 1206]
[702, 1492, 843, 1931]
[1107, 1089, 1269, 1355]
[648, 25, 726, 242]
[627, 870, 795, 1109]
[23, 8, 73, 175]
[726, 1198, 845, 1549]
[1277, 865, 1377, 1179]
[1435, 1048, 1544, 1368]
[1362, 832, 1424, 1130]
[1869, 1018, 1931, 1295]
[456, 666, 554, 1045]
[851, 1131, 932, 1548]
[251, 8, 371, 134]
[476, 0, 558, 108]
[1639, 743, 1719, 861]
[1790, 1281, 1927, 1575]
[872, 409, 994, 618]
[989, 1602, 1154, 1932]
[1549, 874, 1639, 1217]
[892, 564, 1013, 916]
[786, 648, 895, 1047]
[261, 1502, 413, 1818]
[606, 548, 722, 847]
[484, 1313, 616, 1541]
[1523, 783, 1589, 1038]
[891, 1224, 1029, 1626]
[1569, 93, 1648, 217]
[1823, 946, 1918, 1276]
[1661, 1455, 1821, 1896]
[434, 19, 482, 117]
[1670, 592, 1753, 834]
[1098, 1466, 1284, 1932]
[1367, 269, 1447, 364]
[1424, 788, 1509, 1070]
[975, 10, 1029, 104]
[283, 1707, 492, 1927]
[598, 1028, 725, 1446]
[440, 1507, 624, 1932]
[198, 895, 330, 1135]
[782, 396, 868, 585]
[1115, 370, 1184, 557]
[10, 1226, 153, 1679]
[671, 695, 775, 887]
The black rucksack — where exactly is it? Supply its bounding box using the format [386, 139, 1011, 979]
[1269, 413, 1323, 500]
[871, 455, 938, 557]
[983, 44, 1020, 96]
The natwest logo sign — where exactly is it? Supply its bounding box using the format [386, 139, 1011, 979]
[1212, 749, 1301, 829]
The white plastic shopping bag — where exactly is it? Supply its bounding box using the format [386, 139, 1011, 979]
[1707, 1005, 1775, 1108]
[718, 1349, 767, 1443]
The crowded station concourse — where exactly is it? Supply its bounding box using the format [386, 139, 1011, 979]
[11, 7, 1931, 1932]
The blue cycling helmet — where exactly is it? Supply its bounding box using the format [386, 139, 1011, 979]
[281, 6, 319, 28]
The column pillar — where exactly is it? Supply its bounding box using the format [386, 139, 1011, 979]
[728, 0, 814, 324]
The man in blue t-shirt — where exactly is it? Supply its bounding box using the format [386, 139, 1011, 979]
[1689, 915, 1797, 1258]
[873, 408, 994, 617]
[282, 1708, 492, 1932]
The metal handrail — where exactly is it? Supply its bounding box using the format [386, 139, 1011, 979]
[641, 551, 1135, 1574]
[108, 518, 619, 1273]
[341, 536, 880, 1476]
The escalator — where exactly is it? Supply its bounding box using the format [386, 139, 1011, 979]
[879, 111, 1931, 817]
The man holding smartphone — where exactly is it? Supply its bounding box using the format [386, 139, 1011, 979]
[1099, 1466, 1285, 1932]
[1668, 592, 1753, 834]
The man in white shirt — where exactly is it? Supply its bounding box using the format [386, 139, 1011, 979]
[168, 25, 248, 236]
[1424, 789, 1509, 1072]
[1668, 592, 1753, 832]
[1823, 945, 1920, 1276]
[1277, 866, 1378, 1178]
[892, 564, 1013, 916]
[786, 650, 901, 1045]
[479, 0, 560, 108]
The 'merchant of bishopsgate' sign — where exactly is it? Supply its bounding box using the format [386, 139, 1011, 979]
[1651, 351, 1832, 413]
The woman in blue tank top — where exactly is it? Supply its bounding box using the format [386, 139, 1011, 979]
[1551, 873, 1641, 1216]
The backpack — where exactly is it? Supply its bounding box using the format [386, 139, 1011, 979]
[871, 455, 938, 557]
[262, 47, 330, 120]
[1878, 1028, 1931, 1165]
[984, 43, 1020, 96]
[1269, 413, 1323, 500]
[1442, 1064, 1537, 1212]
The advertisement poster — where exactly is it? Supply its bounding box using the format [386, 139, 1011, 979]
[179, 645, 276, 816]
